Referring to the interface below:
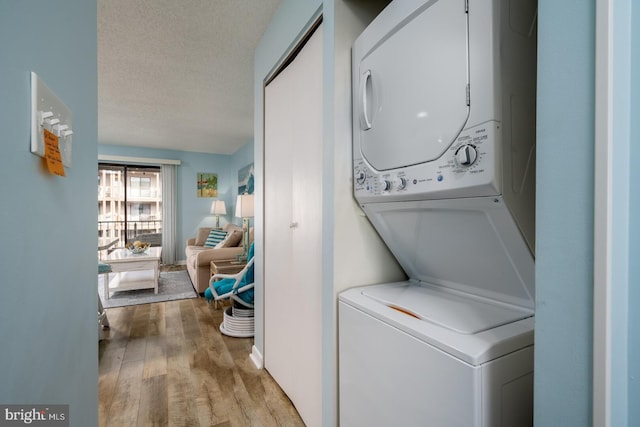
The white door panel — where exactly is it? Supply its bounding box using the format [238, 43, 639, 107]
[264, 23, 323, 427]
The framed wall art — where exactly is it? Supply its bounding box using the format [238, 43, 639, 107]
[197, 172, 218, 198]
[238, 163, 254, 195]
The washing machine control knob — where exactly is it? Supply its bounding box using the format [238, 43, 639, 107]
[355, 170, 366, 185]
[456, 144, 478, 166]
[382, 179, 392, 191]
[397, 177, 407, 190]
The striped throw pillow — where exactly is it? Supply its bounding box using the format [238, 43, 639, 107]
[204, 229, 227, 247]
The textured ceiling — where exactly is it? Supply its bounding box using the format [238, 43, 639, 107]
[98, 0, 281, 155]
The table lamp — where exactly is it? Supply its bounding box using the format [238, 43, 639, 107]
[211, 200, 226, 228]
[235, 194, 254, 262]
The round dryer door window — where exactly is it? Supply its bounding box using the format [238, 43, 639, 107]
[356, 0, 469, 172]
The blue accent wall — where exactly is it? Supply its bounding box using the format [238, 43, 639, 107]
[0, 1, 98, 424]
[535, 1, 595, 425]
[98, 144, 253, 260]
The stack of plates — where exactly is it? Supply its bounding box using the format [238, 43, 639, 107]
[220, 306, 254, 337]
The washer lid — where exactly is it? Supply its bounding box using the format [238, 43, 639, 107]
[362, 282, 532, 334]
[362, 197, 535, 310]
[339, 282, 535, 365]
[355, 0, 469, 171]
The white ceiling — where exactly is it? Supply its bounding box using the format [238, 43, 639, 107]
[98, 0, 281, 155]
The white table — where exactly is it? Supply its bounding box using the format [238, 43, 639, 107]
[101, 247, 162, 299]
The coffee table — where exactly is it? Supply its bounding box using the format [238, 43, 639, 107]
[101, 247, 162, 299]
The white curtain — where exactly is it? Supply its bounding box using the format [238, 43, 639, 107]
[161, 164, 177, 264]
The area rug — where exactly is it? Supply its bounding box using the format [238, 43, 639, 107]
[99, 270, 198, 308]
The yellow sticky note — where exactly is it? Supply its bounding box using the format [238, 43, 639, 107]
[43, 129, 66, 177]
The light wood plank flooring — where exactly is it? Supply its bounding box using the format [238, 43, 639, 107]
[99, 298, 305, 427]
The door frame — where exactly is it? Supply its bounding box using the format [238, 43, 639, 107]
[593, 0, 634, 424]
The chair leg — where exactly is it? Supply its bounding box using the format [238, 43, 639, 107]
[103, 272, 110, 300]
[98, 294, 109, 329]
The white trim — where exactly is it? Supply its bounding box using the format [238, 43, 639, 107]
[250, 345, 263, 369]
[98, 154, 181, 165]
[593, 0, 612, 425]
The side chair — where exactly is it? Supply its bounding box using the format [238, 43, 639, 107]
[205, 242, 255, 309]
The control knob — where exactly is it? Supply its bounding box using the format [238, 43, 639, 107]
[397, 177, 407, 190]
[455, 144, 478, 166]
[381, 179, 392, 191]
[355, 170, 366, 185]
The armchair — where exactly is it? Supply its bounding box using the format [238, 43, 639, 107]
[205, 242, 255, 308]
[205, 243, 255, 337]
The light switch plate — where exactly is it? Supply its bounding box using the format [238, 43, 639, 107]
[31, 72, 73, 167]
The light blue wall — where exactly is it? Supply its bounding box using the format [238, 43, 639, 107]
[0, 1, 98, 424]
[537, 1, 640, 425]
[629, 1, 640, 422]
[535, 1, 594, 425]
[98, 143, 254, 262]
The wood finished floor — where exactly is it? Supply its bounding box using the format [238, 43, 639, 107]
[98, 297, 305, 427]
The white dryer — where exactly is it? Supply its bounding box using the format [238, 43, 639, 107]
[339, 0, 538, 426]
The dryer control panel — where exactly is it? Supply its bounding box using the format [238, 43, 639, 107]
[354, 122, 501, 203]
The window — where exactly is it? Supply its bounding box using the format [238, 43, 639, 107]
[130, 176, 151, 197]
[98, 164, 162, 245]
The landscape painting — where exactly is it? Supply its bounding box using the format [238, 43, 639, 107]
[197, 173, 218, 198]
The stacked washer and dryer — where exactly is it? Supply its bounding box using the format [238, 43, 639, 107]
[339, 0, 537, 426]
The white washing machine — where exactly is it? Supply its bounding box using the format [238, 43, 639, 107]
[340, 0, 537, 426]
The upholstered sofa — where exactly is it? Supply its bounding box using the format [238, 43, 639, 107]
[185, 223, 252, 293]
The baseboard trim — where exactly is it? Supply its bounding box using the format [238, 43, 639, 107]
[250, 345, 263, 369]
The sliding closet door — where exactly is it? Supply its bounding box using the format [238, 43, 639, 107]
[264, 23, 323, 427]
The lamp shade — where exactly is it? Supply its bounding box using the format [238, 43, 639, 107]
[235, 194, 254, 218]
[211, 200, 227, 215]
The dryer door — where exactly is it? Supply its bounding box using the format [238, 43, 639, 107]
[356, 0, 469, 172]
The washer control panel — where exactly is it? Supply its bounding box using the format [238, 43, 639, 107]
[354, 122, 501, 202]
